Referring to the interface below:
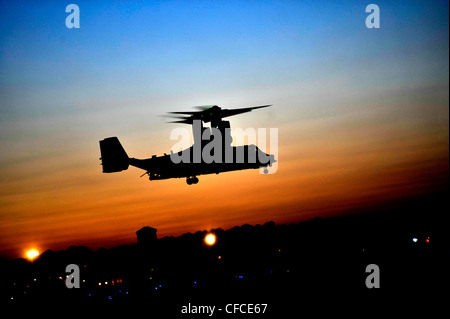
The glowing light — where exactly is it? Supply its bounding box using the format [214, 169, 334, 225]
[26, 249, 39, 261]
[426, 237, 430, 243]
[204, 233, 216, 246]
[412, 238, 418, 243]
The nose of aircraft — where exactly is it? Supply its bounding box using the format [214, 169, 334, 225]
[269, 154, 276, 166]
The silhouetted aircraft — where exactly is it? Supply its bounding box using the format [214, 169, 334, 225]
[99, 105, 276, 184]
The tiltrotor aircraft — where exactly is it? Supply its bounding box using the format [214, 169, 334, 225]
[99, 105, 276, 185]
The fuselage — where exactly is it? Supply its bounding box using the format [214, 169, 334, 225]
[129, 144, 275, 180]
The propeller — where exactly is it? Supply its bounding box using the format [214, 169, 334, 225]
[193, 105, 216, 111]
[162, 104, 272, 124]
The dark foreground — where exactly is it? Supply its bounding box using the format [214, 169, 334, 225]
[1, 192, 448, 316]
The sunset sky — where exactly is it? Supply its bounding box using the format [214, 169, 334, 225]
[1, 0, 448, 259]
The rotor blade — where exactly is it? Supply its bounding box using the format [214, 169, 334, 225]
[221, 104, 272, 118]
[192, 105, 216, 110]
[160, 114, 191, 119]
[249, 104, 272, 110]
[167, 119, 194, 124]
[168, 111, 199, 115]
[165, 104, 271, 122]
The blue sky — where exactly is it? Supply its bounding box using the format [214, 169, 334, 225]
[1, 1, 448, 117]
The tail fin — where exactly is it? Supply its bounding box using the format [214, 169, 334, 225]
[99, 137, 129, 173]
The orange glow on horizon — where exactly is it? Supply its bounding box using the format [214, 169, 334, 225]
[0, 92, 448, 260]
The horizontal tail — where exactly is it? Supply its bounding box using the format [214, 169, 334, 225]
[99, 137, 129, 173]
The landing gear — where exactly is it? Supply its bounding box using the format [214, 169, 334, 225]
[263, 167, 269, 174]
[186, 176, 199, 185]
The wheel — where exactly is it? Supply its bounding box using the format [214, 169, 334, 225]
[186, 178, 192, 185]
[263, 167, 269, 174]
[193, 177, 199, 184]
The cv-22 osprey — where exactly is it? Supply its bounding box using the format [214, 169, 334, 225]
[99, 105, 276, 185]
